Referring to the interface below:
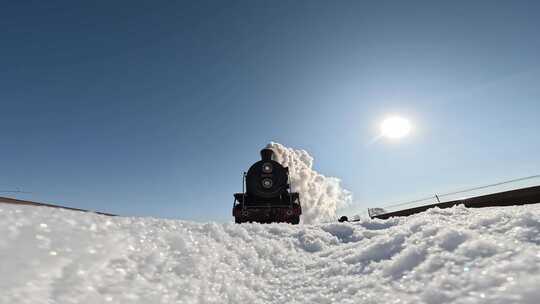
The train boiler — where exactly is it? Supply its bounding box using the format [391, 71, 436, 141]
[233, 148, 302, 224]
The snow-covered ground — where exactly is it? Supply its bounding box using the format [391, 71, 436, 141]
[2, 204, 540, 304]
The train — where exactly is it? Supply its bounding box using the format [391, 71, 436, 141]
[233, 148, 302, 224]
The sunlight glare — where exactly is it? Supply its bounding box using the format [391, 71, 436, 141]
[380, 116, 412, 139]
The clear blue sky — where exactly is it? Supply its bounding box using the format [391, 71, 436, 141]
[2, 1, 540, 221]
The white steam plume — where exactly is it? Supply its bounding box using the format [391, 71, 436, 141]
[266, 142, 352, 224]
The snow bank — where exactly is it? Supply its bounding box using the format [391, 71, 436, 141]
[2, 203, 540, 303]
[266, 142, 352, 224]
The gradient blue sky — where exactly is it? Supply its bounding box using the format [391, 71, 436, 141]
[2, 1, 540, 221]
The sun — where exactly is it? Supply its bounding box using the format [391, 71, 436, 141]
[380, 116, 412, 139]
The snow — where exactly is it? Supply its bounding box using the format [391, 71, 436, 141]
[2, 204, 540, 303]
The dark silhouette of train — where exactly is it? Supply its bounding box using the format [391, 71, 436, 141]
[233, 148, 302, 224]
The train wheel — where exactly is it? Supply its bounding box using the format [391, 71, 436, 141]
[235, 218, 242, 224]
[291, 216, 300, 225]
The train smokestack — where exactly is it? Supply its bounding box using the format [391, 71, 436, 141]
[260, 148, 274, 161]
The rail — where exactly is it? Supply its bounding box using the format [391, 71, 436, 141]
[0, 196, 116, 216]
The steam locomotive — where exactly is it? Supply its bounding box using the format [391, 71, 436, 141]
[233, 148, 302, 224]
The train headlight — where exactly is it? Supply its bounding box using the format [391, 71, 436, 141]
[261, 178, 273, 189]
[262, 162, 273, 173]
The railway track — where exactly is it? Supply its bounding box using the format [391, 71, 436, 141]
[0, 196, 115, 216]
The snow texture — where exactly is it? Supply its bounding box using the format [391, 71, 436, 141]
[266, 142, 352, 224]
[2, 204, 540, 303]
